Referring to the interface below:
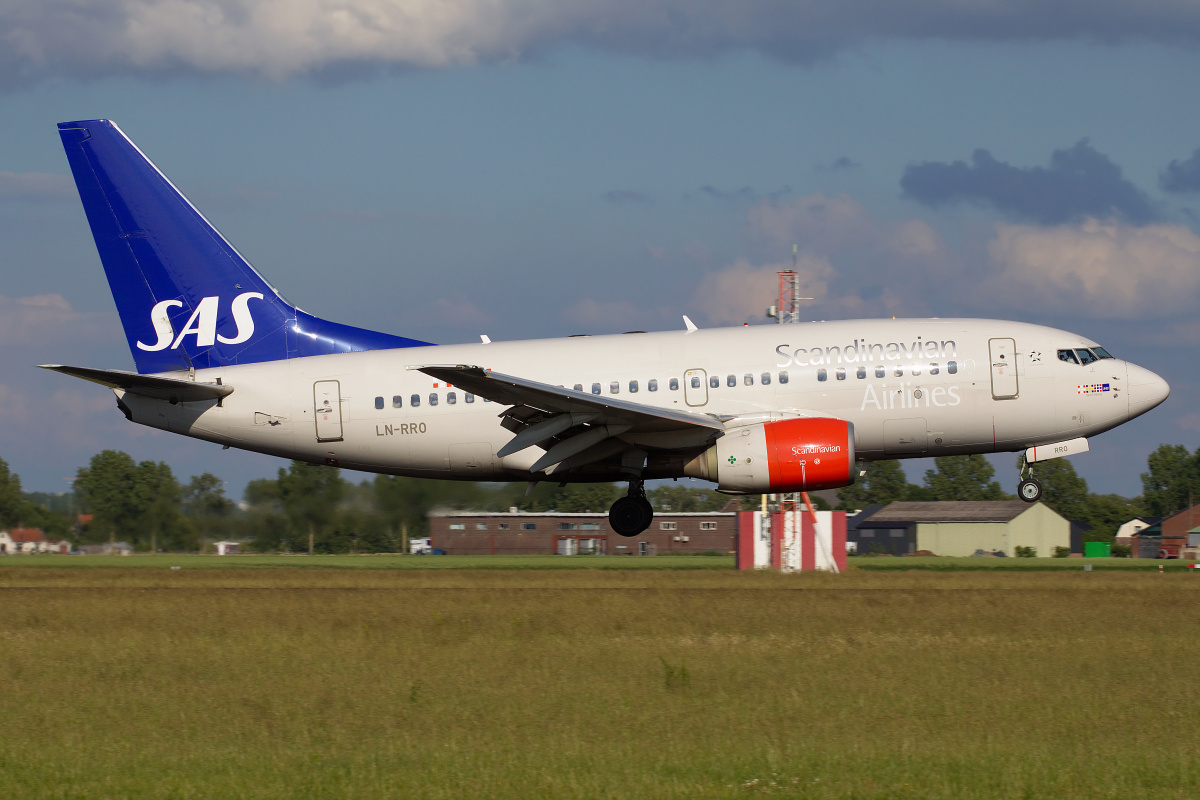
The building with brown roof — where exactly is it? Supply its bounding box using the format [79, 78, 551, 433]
[852, 501, 1069, 557]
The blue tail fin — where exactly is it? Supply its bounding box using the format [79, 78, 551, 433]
[58, 120, 433, 374]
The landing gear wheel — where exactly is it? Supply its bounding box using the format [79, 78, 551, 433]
[609, 495, 653, 537]
[1018, 478, 1042, 503]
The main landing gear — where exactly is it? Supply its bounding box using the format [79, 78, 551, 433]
[609, 477, 654, 537]
[1018, 457, 1042, 503]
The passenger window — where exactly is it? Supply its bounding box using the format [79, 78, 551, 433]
[410, 394, 420, 408]
[744, 374, 754, 386]
[948, 361, 958, 374]
[761, 372, 771, 385]
[670, 378, 679, 391]
[836, 368, 846, 381]
[727, 374, 736, 387]
[1076, 348, 1098, 365]
[429, 393, 439, 406]
[911, 365, 921, 376]
[691, 376, 701, 389]
[875, 366, 886, 378]
[465, 393, 474, 403]
[610, 381, 620, 394]
[709, 376, 720, 389]
[930, 363, 939, 375]
[1057, 349, 1079, 365]
[856, 367, 866, 379]
[648, 379, 659, 392]
[629, 380, 638, 393]
[392, 395, 403, 408]
[374, 396, 384, 410]
[573, 384, 583, 392]
[591, 383, 601, 395]
[447, 392, 456, 405]
[779, 371, 789, 384]
[894, 367, 903, 377]
[817, 369, 827, 382]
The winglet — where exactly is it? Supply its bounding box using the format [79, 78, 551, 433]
[683, 316, 698, 333]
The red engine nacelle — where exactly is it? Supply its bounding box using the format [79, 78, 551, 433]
[684, 418, 856, 494]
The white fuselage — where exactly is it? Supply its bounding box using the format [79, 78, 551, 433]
[115, 318, 1165, 483]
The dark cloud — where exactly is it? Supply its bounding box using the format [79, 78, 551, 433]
[1161, 149, 1200, 193]
[603, 190, 650, 205]
[7, 1, 1200, 85]
[817, 157, 860, 172]
[693, 185, 758, 203]
[901, 141, 1160, 225]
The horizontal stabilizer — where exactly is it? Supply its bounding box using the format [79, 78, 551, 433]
[39, 364, 233, 403]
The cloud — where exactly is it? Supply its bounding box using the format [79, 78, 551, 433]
[1161, 148, 1200, 193]
[0, 172, 74, 201]
[689, 255, 834, 325]
[692, 185, 758, 203]
[603, 190, 649, 205]
[0, 293, 112, 347]
[902, 141, 1160, 225]
[983, 219, 1200, 318]
[10, 1, 1200, 85]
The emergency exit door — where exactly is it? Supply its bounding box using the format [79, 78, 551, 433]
[989, 338, 1018, 399]
[314, 380, 343, 442]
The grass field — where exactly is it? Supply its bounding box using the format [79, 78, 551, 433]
[2, 564, 1198, 798]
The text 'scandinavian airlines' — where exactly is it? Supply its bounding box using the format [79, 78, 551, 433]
[44, 120, 1170, 535]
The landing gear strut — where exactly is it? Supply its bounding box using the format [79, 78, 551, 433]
[1018, 457, 1042, 503]
[609, 478, 654, 537]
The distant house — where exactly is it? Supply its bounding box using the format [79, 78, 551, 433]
[1114, 516, 1161, 554]
[77, 541, 134, 556]
[213, 541, 240, 555]
[850, 501, 1070, 557]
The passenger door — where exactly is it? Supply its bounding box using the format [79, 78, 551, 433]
[313, 380, 343, 442]
[684, 369, 708, 407]
[989, 338, 1018, 399]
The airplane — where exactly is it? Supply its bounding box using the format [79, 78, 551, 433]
[43, 119, 1170, 536]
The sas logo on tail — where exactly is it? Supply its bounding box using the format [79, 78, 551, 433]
[137, 292, 264, 352]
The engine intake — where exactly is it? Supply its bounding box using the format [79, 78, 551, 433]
[684, 418, 855, 494]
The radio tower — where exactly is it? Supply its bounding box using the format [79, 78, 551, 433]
[768, 245, 811, 324]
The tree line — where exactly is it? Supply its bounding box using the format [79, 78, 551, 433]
[2, 443, 1198, 552]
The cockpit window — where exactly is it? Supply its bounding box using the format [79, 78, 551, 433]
[1057, 349, 1080, 365]
[1076, 348, 1098, 365]
[1092, 346, 1114, 359]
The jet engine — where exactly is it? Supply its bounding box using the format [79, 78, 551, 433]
[683, 418, 855, 494]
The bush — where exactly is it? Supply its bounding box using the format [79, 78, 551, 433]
[1014, 546, 1037, 558]
[1111, 544, 1132, 558]
[1052, 546, 1071, 558]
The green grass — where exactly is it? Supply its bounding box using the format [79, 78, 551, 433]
[850, 555, 1193, 571]
[1, 567, 1199, 798]
[0, 552, 735, 570]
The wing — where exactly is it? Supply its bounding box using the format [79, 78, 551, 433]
[39, 364, 233, 403]
[412, 364, 724, 475]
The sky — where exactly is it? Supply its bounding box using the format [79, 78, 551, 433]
[3, 1, 1200, 500]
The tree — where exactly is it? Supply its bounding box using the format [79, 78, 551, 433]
[0, 458, 34, 528]
[922, 455, 1007, 501]
[649, 485, 730, 513]
[1079, 494, 1143, 542]
[183, 473, 233, 548]
[277, 461, 345, 554]
[836, 461, 914, 510]
[74, 451, 190, 550]
[1141, 444, 1200, 517]
[1022, 456, 1090, 522]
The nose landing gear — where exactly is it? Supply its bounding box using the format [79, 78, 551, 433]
[1018, 457, 1042, 503]
[609, 478, 654, 537]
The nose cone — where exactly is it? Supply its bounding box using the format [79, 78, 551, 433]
[1127, 363, 1170, 419]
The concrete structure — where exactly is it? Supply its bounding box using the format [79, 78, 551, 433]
[851, 501, 1070, 557]
[736, 508, 847, 572]
[429, 510, 737, 555]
